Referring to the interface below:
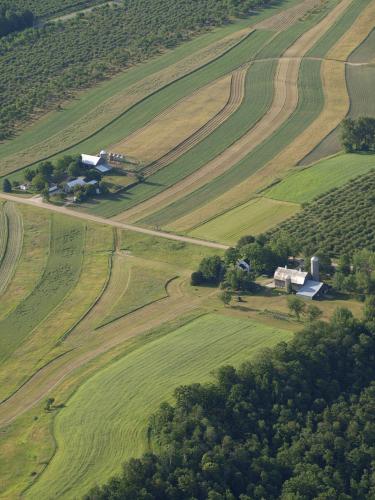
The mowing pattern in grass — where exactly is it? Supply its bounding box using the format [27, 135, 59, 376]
[100, 260, 171, 327]
[90, 60, 276, 219]
[269, 169, 375, 256]
[0, 206, 50, 321]
[0, 203, 23, 296]
[27, 314, 291, 500]
[265, 153, 375, 204]
[307, 0, 372, 58]
[0, 215, 85, 362]
[146, 58, 324, 228]
[0, 203, 8, 266]
[349, 28, 375, 63]
[190, 197, 300, 245]
[301, 63, 375, 166]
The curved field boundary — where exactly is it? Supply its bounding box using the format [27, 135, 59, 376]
[28, 315, 291, 500]
[114, 0, 352, 225]
[113, 73, 233, 165]
[142, 66, 249, 177]
[0, 28, 256, 177]
[349, 28, 375, 63]
[0, 215, 85, 364]
[127, 0, 352, 228]
[296, 0, 375, 165]
[0, 203, 8, 266]
[0, 203, 23, 297]
[255, 0, 325, 32]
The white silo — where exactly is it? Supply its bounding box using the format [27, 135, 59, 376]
[311, 256, 319, 281]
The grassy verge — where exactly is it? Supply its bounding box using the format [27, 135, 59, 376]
[26, 313, 292, 499]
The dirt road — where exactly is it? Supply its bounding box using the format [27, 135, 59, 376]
[0, 193, 229, 250]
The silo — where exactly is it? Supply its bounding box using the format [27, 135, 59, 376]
[311, 256, 319, 281]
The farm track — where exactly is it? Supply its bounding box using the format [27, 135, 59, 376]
[0, 203, 23, 297]
[0, 204, 8, 265]
[0, 275, 200, 428]
[0, 193, 228, 250]
[142, 67, 248, 177]
[115, 0, 353, 225]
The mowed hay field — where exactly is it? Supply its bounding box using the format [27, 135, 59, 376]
[264, 153, 375, 204]
[0, 203, 23, 296]
[111, 74, 232, 164]
[190, 197, 299, 245]
[27, 313, 292, 500]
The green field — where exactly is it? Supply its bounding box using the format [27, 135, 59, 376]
[0, 214, 85, 362]
[265, 153, 375, 203]
[307, 0, 372, 58]
[349, 28, 375, 63]
[100, 260, 172, 326]
[0, 203, 23, 296]
[143, 58, 324, 228]
[190, 197, 300, 244]
[27, 313, 292, 499]
[0, 203, 7, 265]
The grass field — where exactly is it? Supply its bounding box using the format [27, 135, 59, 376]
[307, 0, 372, 58]
[0, 207, 50, 321]
[112, 74, 232, 164]
[0, 203, 23, 296]
[0, 215, 85, 363]
[148, 58, 324, 230]
[100, 258, 172, 326]
[27, 313, 292, 499]
[0, 203, 8, 266]
[190, 197, 300, 244]
[349, 28, 375, 63]
[264, 153, 375, 203]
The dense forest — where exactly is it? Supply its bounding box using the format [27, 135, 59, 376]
[0, 0, 272, 140]
[0, 0, 103, 19]
[85, 303, 375, 499]
[0, 6, 34, 37]
[268, 170, 375, 257]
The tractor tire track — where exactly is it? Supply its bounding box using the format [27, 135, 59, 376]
[141, 66, 248, 177]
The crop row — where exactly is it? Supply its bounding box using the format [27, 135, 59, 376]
[269, 170, 375, 257]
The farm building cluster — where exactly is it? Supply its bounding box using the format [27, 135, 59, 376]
[273, 256, 326, 300]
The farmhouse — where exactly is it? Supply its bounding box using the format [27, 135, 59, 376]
[64, 177, 87, 193]
[274, 256, 325, 300]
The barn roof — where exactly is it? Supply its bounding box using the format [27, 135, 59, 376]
[274, 267, 308, 285]
[81, 154, 102, 166]
[296, 280, 324, 299]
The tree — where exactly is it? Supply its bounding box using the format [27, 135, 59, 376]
[337, 254, 351, 275]
[236, 235, 255, 248]
[306, 304, 322, 322]
[24, 168, 36, 182]
[219, 290, 231, 306]
[31, 174, 47, 192]
[198, 256, 224, 284]
[363, 295, 375, 323]
[67, 162, 81, 178]
[340, 116, 375, 152]
[191, 271, 204, 286]
[223, 268, 255, 292]
[99, 181, 109, 194]
[2, 178, 11, 192]
[44, 397, 55, 411]
[41, 187, 50, 202]
[38, 161, 54, 180]
[224, 247, 240, 266]
[287, 296, 306, 321]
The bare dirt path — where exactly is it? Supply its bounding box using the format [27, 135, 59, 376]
[115, 0, 353, 225]
[0, 193, 228, 250]
[142, 66, 249, 176]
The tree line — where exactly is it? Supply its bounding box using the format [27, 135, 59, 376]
[85, 302, 375, 499]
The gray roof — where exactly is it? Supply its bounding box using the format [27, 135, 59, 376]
[274, 267, 308, 286]
[95, 164, 111, 173]
[296, 280, 324, 298]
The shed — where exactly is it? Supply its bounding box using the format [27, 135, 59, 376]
[296, 280, 325, 300]
[95, 164, 112, 174]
